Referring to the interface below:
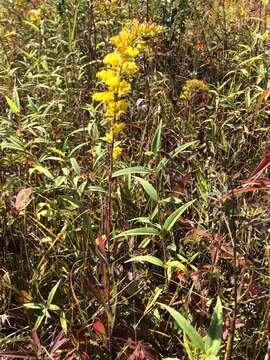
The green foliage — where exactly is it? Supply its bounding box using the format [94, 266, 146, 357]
[0, 0, 269, 359]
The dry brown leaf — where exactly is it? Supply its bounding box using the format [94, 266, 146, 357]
[15, 187, 33, 212]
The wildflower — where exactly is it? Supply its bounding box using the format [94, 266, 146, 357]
[103, 53, 122, 68]
[105, 100, 128, 119]
[124, 46, 140, 58]
[122, 61, 138, 75]
[106, 77, 131, 95]
[196, 42, 205, 50]
[104, 131, 113, 143]
[138, 22, 164, 36]
[113, 146, 122, 160]
[28, 9, 41, 22]
[180, 79, 209, 101]
[136, 40, 147, 52]
[92, 91, 114, 103]
[112, 122, 125, 135]
[93, 20, 163, 146]
[96, 69, 117, 81]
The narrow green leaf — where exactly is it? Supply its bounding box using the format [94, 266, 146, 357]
[23, 303, 43, 310]
[157, 141, 198, 172]
[1, 136, 25, 152]
[144, 286, 163, 314]
[134, 176, 158, 201]
[33, 165, 54, 180]
[60, 195, 81, 209]
[163, 200, 194, 232]
[34, 315, 45, 330]
[115, 227, 160, 239]
[159, 303, 205, 351]
[125, 255, 163, 267]
[60, 311, 68, 335]
[151, 120, 162, 155]
[205, 297, 223, 356]
[13, 86, 21, 112]
[5, 95, 20, 114]
[88, 186, 106, 193]
[166, 260, 189, 275]
[112, 166, 151, 178]
[70, 157, 80, 175]
[48, 304, 61, 311]
[47, 280, 60, 306]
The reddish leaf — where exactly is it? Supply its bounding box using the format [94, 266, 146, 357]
[248, 152, 270, 180]
[93, 320, 107, 345]
[255, 86, 270, 113]
[31, 330, 41, 351]
[249, 281, 262, 297]
[211, 246, 219, 264]
[97, 233, 105, 253]
[221, 185, 270, 201]
[239, 177, 270, 185]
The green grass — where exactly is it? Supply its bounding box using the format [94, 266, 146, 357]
[0, 0, 269, 359]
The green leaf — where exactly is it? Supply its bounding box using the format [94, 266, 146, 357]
[151, 120, 162, 155]
[70, 157, 80, 175]
[33, 165, 54, 180]
[157, 141, 198, 172]
[13, 86, 21, 113]
[125, 255, 163, 267]
[88, 186, 106, 193]
[112, 166, 151, 178]
[159, 303, 205, 351]
[60, 311, 68, 335]
[134, 176, 158, 201]
[34, 314, 45, 330]
[23, 303, 43, 310]
[47, 280, 60, 306]
[60, 195, 81, 209]
[48, 304, 61, 311]
[166, 260, 189, 275]
[163, 200, 194, 232]
[205, 297, 223, 356]
[115, 227, 160, 239]
[5, 95, 20, 114]
[1, 135, 25, 152]
[144, 286, 164, 315]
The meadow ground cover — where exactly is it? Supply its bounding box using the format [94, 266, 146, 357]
[0, 1, 269, 359]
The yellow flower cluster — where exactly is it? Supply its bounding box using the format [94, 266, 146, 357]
[92, 20, 163, 160]
[27, 9, 41, 23]
[180, 79, 209, 101]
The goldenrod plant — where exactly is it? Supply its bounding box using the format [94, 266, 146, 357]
[0, 1, 269, 359]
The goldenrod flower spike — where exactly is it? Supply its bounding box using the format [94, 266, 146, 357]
[92, 20, 163, 154]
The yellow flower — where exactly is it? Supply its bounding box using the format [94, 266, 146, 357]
[103, 52, 123, 68]
[92, 91, 114, 103]
[103, 77, 131, 95]
[180, 79, 209, 100]
[117, 80, 131, 95]
[112, 122, 126, 135]
[96, 69, 117, 81]
[104, 131, 113, 143]
[136, 40, 147, 52]
[111, 29, 136, 51]
[113, 146, 122, 160]
[122, 61, 138, 75]
[138, 22, 164, 36]
[28, 9, 41, 22]
[124, 46, 140, 58]
[105, 100, 128, 119]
